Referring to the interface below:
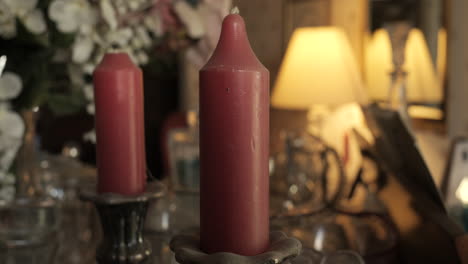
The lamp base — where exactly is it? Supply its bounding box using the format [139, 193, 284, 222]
[80, 181, 166, 264]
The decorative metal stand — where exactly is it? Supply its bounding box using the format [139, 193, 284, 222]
[170, 231, 301, 264]
[80, 181, 165, 264]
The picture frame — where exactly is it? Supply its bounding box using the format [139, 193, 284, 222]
[441, 137, 468, 207]
[283, 0, 331, 51]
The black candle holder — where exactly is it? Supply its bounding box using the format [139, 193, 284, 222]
[80, 181, 165, 264]
[170, 231, 302, 264]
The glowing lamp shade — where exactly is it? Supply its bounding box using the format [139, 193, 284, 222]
[365, 28, 442, 103]
[272, 27, 367, 109]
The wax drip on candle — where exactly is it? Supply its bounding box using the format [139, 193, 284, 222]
[230, 6, 240, 14]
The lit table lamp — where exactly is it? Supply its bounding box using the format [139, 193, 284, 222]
[272, 27, 367, 134]
[271, 27, 367, 204]
[365, 28, 442, 120]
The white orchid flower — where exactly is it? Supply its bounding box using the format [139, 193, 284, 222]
[173, 0, 205, 39]
[72, 36, 94, 64]
[86, 103, 95, 115]
[131, 37, 143, 50]
[100, 0, 118, 30]
[116, 5, 128, 16]
[0, 1, 14, 24]
[0, 72, 22, 100]
[0, 108, 24, 139]
[48, 0, 97, 34]
[67, 64, 85, 87]
[1, 0, 46, 37]
[128, 0, 141, 11]
[83, 129, 96, 143]
[0, 1, 15, 38]
[22, 9, 46, 34]
[4, 0, 38, 16]
[144, 15, 163, 38]
[136, 51, 149, 65]
[0, 171, 15, 185]
[83, 84, 94, 101]
[186, 0, 231, 67]
[0, 19, 16, 39]
[0, 108, 25, 171]
[82, 63, 95, 75]
[135, 26, 152, 47]
[103, 27, 134, 48]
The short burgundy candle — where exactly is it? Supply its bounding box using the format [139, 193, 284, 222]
[199, 13, 270, 255]
[93, 52, 146, 195]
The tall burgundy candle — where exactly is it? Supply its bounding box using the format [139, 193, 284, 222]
[199, 12, 270, 256]
[93, 52, 146, 195]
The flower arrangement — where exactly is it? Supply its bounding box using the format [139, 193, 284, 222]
[0, 0, 231, 198]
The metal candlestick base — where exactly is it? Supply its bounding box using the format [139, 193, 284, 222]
[170, 231, 302, 264]
[80, 181, 165, 264]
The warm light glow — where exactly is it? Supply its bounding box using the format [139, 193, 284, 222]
[408, 105, 443, 120]
[437, 28, 447, 86]
[456, 178, 468, 204]
[365, 28, 442, 103]
[272, 27, 367, 109]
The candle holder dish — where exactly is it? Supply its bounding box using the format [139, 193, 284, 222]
[170, 231, 301, 264]
[80, 181, 165, 264]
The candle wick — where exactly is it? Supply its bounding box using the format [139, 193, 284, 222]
[108, 45, 126, 54]
[230, 6, 240, 15]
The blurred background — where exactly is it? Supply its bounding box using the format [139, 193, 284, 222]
[1, 0, 468, 263]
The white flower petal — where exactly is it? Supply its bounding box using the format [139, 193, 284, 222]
[106, 28, 133, 47]
[0, 2, 14, 24]
[119, 28, 133, 39]
[48, 0, 66, 20]
[57, 18, 79, 33]
[173, 1, 205, 39]
[135, 26, 152, 47]
[72, 37, 94, 64]
[49, 0, 94, 33]
[77, 4, 98, 27]
[131, 37, 143, 49]
[79, 24, 93, 35]
[136, 52, 149, 65]
[100, 0, 118, 30]
[4, 0, 37, 14]
[83, 84, 94, 100]
[83, 130, 96, 143]
[0, 72, 22, 99]
[128, 0, 140, 11]
[0, 143, 21, 172]
[83, 63, 95, 75]
[67, 64, 84, 86]
[0, 171, 6, 181]
[0, 20, 16, 39]
[22, 9, 46, 34]
[145, 15, 163, 37]
[117, 5, 128, 15]
[5, 173, 15, 184]
[0, 102, 11, 111]
[0, 109, 25, 139]
[0, 186, 15, 201]
[93, 52, 104, 65]
[86, 103, 95, 114]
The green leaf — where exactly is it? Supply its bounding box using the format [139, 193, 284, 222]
[47, 88, 87, 116]
[46, 90, 87, 116]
